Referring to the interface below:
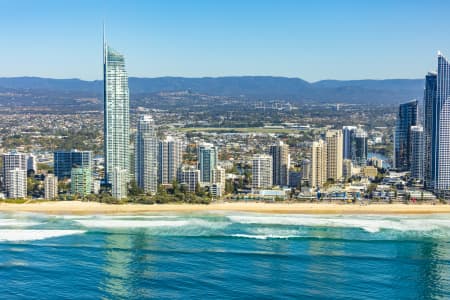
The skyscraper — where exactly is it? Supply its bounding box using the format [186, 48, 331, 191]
[2, 151, 27, 198]
[135, 115, 158, 195]
[270, 141, 290, 186]
[198, 143, 218, 183]
[352, 128, 368, 166]
[342, 126, 357, 160]
[326, 130, 343, 181]
[410, 125, 424, 181]
[423, 72, 437, 189]
[432, 52, 450, 196]
[54, 150, 92, 179]
[394, 100, 418, 171]
[112, 167, 128, 199]
[251, 154, 273, 189]
[103, 34, 130, 192]
[310, 140, 327, 189]
[158, 136, 183, 184]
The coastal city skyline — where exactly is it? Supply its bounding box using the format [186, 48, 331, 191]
[1, 2, 450, 299]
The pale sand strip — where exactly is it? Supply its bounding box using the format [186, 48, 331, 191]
[0, 201, 450, 215]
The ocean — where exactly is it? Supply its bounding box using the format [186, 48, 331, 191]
[0, 212, 449, 299]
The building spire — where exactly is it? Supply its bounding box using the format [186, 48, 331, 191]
[103, 22, 106, 64]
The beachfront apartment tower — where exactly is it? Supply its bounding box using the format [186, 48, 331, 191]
[158, 136, 183, 184]
[135, 115, 158, 195]
[103, 35, 130, 193]
[352, 128, 368, 167]
[326, 130, 343, 181]
[342, 126, 357, 160]
[2, 151, 27, 198]
[71, 167, 92, 197]
[430, 52, 450, 197]
[270, 140, 290, 187]
[251, 154, 273, 189]
[410, 125, 424, 181]
[54, 150, 92, 179]
[423, 72, 437, 190]
[393, 100, 418, 171]
[310, 140, 327, 189]
[198, 143, 218, 183]
[44, 174, 58, 200]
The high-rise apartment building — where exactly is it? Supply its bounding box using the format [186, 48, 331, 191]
[27, 154, 37, 173]
[423, 72, 437, 189]
[342, 126, 357, 160]
[135, 115, 158, 195]
[71, 167, 92, 196]
[112, 167, 128, 199]
[352, 128, 368, 166]
[394, 100, 418, 171]
[5, 168, 27, 199]
[431, 52, 450, 196]
[198, 143, 218, 183]
[158, 136, 183, 184]
[54, 150, 92, 179]
[2, 151, 27, 198]
[326, 130, 343, 181]
[410, 125, 424, 181]
[251, 154, 273, 189]
[270, 141, 290, 186]
[103, 36, 130, 192]
[177, 166, 200, 192]
[310, 140, 327, 189]
[44, 174, 58, 200]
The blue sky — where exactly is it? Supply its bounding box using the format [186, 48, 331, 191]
[0, 0, 449, 81]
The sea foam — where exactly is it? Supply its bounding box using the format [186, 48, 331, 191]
[227, 215, 450, 233]
[74, 218, 230, 229]
[0, 230, 86, 242]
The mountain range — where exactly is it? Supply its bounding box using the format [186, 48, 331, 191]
[0, 76, 425, 106]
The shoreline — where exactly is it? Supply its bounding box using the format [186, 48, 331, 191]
[0, 201, 450, 215]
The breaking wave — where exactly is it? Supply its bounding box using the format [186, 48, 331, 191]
[0, 230, 86, 242]
[227, 215, 450, 233]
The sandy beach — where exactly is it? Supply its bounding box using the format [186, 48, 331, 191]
[0, 201, 449, 215]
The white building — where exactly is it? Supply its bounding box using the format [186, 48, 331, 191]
[44, 174, 58, 200]
[326, 130, 343, 181]
[310, 140, 327, 189]
[178, 166, 200, 193]
[2, 151, 27, 199]
[252, 154, 273, 189]
[5, 168, 27, 199]
[135, 115, 158, 195]
[158, 136, 183, 184]
[104, 40, 130, 190]
[112, 167, 128, 199]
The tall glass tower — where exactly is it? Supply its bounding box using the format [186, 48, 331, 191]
[434, 52, 450, 195]
[423, 72, 437, 189]
[393, 100, 418, 171]
[103, 35, 130, 191]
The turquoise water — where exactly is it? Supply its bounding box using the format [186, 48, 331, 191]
[0, 212, 449, 299]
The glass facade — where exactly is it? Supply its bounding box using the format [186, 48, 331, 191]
[434, 53, 450, 193]
[394, 100, 418, 171]
[198, 143, 218, 183]
[423, 72, 437, 189]
[104, 41, 130, 190]
[54, 150, 92, 179]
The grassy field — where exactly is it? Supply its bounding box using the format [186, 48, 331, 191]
[177, 127, 317, 134]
